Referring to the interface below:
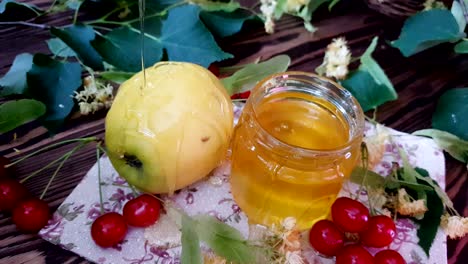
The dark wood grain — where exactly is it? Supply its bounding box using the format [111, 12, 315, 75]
[1, 1, 467, 263]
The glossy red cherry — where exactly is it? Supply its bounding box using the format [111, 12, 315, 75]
[375, 249, 407, 264]
[360, 215, 396, 248]
[0, 179, 29, 212]
[91, 212, 128, 248]
[123, 194, 161, 227]
[0, 156, 11, 178]
[308, 219, 345, 256]
[332, 197, 370, 233]
[336, 244, 374, 264]
[12, 198, 50, 233]
[230, 91, 251, 100]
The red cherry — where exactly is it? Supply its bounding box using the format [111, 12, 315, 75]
[0, 179, 29, 212]
[208, 64, 220, 77]
[123, 194, 161, 227]
[336, 244, 374, 264]
[332, 197, 370, 233]
[308, 219, 345, 256]
[91, 212, 127, 247]
[230, 91, 251, 100]
[360, 215, 396, 248]
[0, 156, 11, 178]
[12, 198, 50, 233]
[375, 249, 407, 264]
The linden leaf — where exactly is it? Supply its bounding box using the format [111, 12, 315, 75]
[392, 9, 464, 57]
[0, 53, 33, 96]
[51, 25, 104, 70]
[181, 214, 203, 264]
[92, 25, 163, 72]
[160, 4, 233, 67]
[26, 54, 82, 132]
[454, 39, 468, 53]
[341, 70, 396, 112]
[413, 129, 468, 163]
[192, 0, 240, 12]
[0, 0, 42, 21]
[0, 99, 46, 133]
[47, 38, 77, 58]
[350, 166, 385, 188]
[194, 215, 253, 264]
[201, 9, 255, 37]
[432, 88, 468, 140]
[221, 55, 291, 95]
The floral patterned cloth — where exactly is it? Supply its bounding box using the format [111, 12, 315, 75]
[39, 105, 447, 264]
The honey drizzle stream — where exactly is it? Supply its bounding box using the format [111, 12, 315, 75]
[138, 0, 146, 90]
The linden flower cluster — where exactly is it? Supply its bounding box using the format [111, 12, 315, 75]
[396, 188, 428, 217]
[441, 214, 468, 239]
[318, 37, 352, 80]
[285, 0, 310, 13]
[74, 76, 114, 115]
[260, 0, 277, 33]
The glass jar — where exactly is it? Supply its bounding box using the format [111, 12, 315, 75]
[230, 72, 365, 229]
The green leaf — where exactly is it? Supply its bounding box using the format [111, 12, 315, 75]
[391, 9, 464, 57]
[350, 166, 386, 188]
[195, 215, 253, 264]
[454, 39, 468, 53]
[341, 70, 396, 112]
[26, 54, 82, 132]
[192, 0, 240, 12]
[64, 0, 83, 10]
[100, 71, 135, 84]
[201, 9, 255, 38]
[328, 0, 341, 10]
[0, 99, 46, 133]
[92, 25, 163, 72]
[221, 55, 291, 95]
[359, 37, 397, 98]
[451, 0, 466, 33]
[432, 88, 468, 140]
[0, 0, 42, 21]
[413, 129, 468, 163]
[161, 4, 233, 67]
[0, 53, 33, 96]
[297, 0, 330, 23]
[51, 25, 104, 70]
[46, 38, 77, 58]
[181, 214, 202, 264]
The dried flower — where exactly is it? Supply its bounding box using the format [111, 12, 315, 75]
[368, 188, 388, 209]
[317, 37, 351, 80]
[396, 188, 428, 217]
[203, 252, 228, 264]
[364, 124, 389, 168]
[441, 214, 468, 239]
[423, 0, 446, 10]
[284, 250, 305, 264]
[260, 0, 278, 33]
[74, 76, 114, 115]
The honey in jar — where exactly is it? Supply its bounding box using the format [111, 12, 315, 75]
[230, 72, 364, 229]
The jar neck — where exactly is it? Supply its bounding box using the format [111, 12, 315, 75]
[243, 72, 365, 163]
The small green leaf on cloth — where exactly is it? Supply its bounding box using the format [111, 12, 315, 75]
[26, 54, 82, 132]
[100, 71, 135, 84]
[47, 38, 77, 58]
[201, 9, 255, 38]
[181, 214, 202, 264]
[0, 0, 42, 20]
[413, 129, 468, 163]
[0, 53, 33, 96]
[194, 215, 253, 264]
[391, 9, 464, 57]
[432, 88, 468, 140]
[341, 70, 396, 112]
[52, 25, 104, 70]
[0, 99, 46, 133]
[350, 166, 386, 188]
[221, 55, 291, 95]
[454, 39, 468, 53]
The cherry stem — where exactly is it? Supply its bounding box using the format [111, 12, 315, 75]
[96, 143, 104, 215]
[40, 143, 84, 199]
[129, 184, 139, 197]
[6, 137, 98, 168]
[20, 155, 62, 184]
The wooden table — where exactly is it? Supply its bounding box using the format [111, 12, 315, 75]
[1, 0, 467, 263]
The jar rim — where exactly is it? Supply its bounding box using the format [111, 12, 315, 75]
[248, 71, 365, 157]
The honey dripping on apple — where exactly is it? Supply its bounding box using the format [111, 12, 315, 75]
[138, 0, 147, 91]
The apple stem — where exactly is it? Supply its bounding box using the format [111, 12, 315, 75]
[40, 143, 84, 200]
[96, 143, 105, 215]
[6, 137, 98, 168]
